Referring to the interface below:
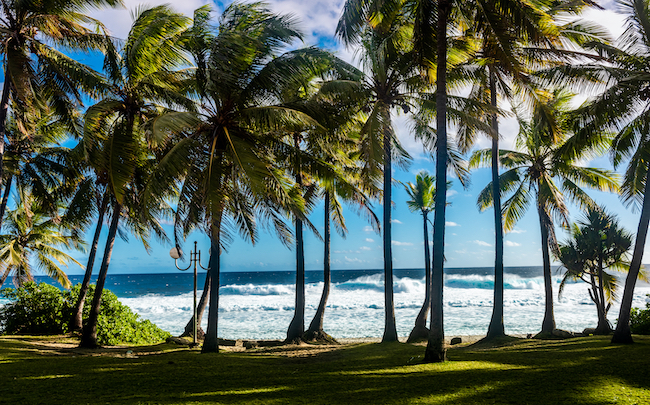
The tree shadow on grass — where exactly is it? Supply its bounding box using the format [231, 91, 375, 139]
[1, 336, 649, 404]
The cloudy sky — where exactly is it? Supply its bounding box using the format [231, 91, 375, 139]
[62, 0, 643, 274]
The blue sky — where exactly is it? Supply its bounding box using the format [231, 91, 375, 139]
[49, 0, 644, 274]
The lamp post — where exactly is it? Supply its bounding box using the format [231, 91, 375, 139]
[170, 241, 209, 347]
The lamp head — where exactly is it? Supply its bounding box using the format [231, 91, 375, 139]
[169, 247, 182, 259]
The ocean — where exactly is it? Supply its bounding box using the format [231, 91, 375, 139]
[2, 267, 650, 340]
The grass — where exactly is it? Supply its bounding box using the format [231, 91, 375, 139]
[0, 335, 649, 404]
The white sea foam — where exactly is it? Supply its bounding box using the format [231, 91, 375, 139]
[115, 275, 650, 340]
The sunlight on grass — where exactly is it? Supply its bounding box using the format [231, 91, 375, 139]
[411, 382, 505, 404]
[23, 374, 73, 380]
[580, 376, 650, 405]
[183, 387, 289, 397]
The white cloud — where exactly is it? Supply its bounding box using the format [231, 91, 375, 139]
[391, 219, 403, 224]
[446, 221, 460, 227]
[505, 241, 521, 247]
[447, 190, 458, 197]
[392, 241, 413, 246]
[365, 238, 374, 243]
[344, 256, 364, 263]
[363, 226, 375, 233]
[473, 240, 492, 247]
[359, 246, 372, 251]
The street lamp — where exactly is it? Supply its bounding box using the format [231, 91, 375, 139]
[170, 241, 209, 347]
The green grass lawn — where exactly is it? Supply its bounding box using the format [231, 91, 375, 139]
[0, 335, 648, 404]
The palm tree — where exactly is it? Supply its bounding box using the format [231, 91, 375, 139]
[471, 90, 619, 335]
[337, 0, 418, 343]
[562, 0, 650, 344]
[145, 3, 353, 352]
[557, 207, 633, 334]
[0, 187, 84, 289]
[0, 0, 122, 196]
[78, 5, 191, 348]
[402, 171, 450, 342]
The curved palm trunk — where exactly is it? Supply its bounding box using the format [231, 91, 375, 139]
[382, 111, 398, 343]
[594, 259, 612, 334]
[408, 212, 431, 343]
[612, 170, 650, 344]
[69, 192, 109, 332]
[287, 134, 305, 344]
[0, 174, 13, 233]
[487, 69, 505, 339]
[202, 219, 222, 353]
[537, 200, 556, 334]
[79, 202, 121, 348]
[425, 0, 451, 363]
[182, 269, 211, 338]
[305, 192, 334, 342]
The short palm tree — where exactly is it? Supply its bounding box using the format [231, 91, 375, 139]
[78, 5, 191, 348]
[0, 188, 84, 289]
[557, 207, 633, 334]
[402, 171, 450, 343]
[471, 90, 619, 335]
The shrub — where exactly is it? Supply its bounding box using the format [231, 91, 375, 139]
[630, 294, 650, 335]
[0, 283, 67, 335]
[1, 282, 171, 345]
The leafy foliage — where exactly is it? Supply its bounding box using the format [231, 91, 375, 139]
[630, 295, 650, 335]
[0, 282, 170, 345]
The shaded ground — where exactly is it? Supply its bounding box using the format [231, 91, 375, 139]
[1, 335, 648, 404]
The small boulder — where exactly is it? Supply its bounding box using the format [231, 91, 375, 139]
[450, 337, 462, 345]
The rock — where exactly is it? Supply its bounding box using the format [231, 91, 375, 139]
[552, 329, 576, 338]
[166, 337, 192, 345]
[582, 328, 597, 336]
[450, 337, 462, 345]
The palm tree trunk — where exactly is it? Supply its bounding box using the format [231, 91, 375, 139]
[0, 268, 9, 288]
[202, 219, 222, 353]
[487, 68, 505, 339]
[595, 252, 611, 334]
[305, 192, 333, 342]
[0, 174, 13, 233]
[425, 0, 451, 363]
[182, 269, 211, 338]
[287, 134, 305, 344]
[612, 169, 650, 344]
[537, 200, 556, 334]
[79, 202, 121, 348]
[69, 191, 109, 332]
[0, 78, 11, 192]
[382, 110, 398, 343]
[408, 212, 430, 343]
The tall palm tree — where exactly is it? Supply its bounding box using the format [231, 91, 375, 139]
[471, 90, 619, 335]
[145, 3, 352, 352]
[0, 0, 122, 195]
[557, 207, 633, 334]
[0, 187, 84, 289]
[78, 5, 191, 348]
[337, 0, 417, 343]
[563, 0, 650, 344]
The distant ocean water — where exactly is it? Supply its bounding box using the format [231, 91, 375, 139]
[2, 267, 650, 340]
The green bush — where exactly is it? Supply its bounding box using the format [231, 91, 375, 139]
[1, 282, 171, 345]
[0, 283, 67, 335]
[630, 294, 650, 335]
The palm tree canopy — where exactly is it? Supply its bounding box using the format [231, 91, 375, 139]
[557, 207, 634, 303]
[0, 188, 85, 289]
[471, 90, 619, 234]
